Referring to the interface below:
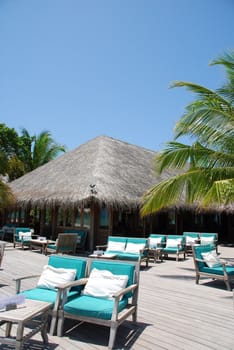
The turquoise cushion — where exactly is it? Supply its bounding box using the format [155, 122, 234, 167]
[108, 236, 127, 244]
[200, 265, 234, 276]
[21, 288, 80, 305]
[47, 244, 56, 249]
[127, 237, 148, 245]
[64, 295, 128, 320]
[163, 247, 184, 253]
[116, 252, 140, 261]
[193, 244, 216, 269]
[48, 255, 87, 292]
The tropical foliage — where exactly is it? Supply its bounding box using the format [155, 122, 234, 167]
[0, 124, 66, 209]
[0, 124, 66, 181]
[141, 50, 234, 216]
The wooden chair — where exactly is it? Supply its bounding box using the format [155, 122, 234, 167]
[183, 232, 200, 256]
[64, 229, 87, 251]
[45, 233, 77, 255]
[162, 235, 186, 261]
[13, 227, 37, 249]
[199, 232, 218, 253]
[14, 255, 88, 334]
[192, 244, 234, 291]
[56, 258, 140, 349]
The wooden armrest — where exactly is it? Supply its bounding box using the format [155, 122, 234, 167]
[13, 274, 41, 293]
[56, 277, 88, 291]
[13, 274, 41, 282]
[96, 244, 108, 250]
[112, 283, 138, 299]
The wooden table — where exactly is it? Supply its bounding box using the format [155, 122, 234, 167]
[30, 238, 55, 254]
[0, 299, 51, 350]
[147, 248, 163, 263]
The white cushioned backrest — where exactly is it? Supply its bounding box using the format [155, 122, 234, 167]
[124, 242, 145, 253]
[166, 238, 182, 248]
[37, 265, 77, 290]
[19, 231, 32, 239]
[186, 236, 198, 244]
[200, 236, 214, 244]
[107, 241, 126, 252]
[149, 237, 162, 248]
[82, 268, 128, 300]
[201, 250, 221, 268]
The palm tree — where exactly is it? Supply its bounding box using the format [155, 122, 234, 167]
[141, 50, 234, 216]
[19, 129, 66, 172]
[0, 180, 14, 211]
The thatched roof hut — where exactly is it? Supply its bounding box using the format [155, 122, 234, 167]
[4, 135, 234, 245]
[9, 135, 168, 209]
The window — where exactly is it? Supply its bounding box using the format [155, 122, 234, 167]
[100, 207, 109, 228]
[74, 207, 82, 227]
[83, 208, 90, 228]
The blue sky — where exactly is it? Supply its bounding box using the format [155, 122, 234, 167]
[0, 0, 233, 152]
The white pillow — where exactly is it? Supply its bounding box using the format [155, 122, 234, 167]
[201, 250, 221, 268]
[186, 237, 198, 244]
[200, 236, 214, 244]
[37, 265, 77, 290]
[107, 241, 126, 252]
[166, 238, 181, 248]
[82, 268, 128, 300]
[18, 231, 32, 239]
[149, 237, 162, 248]
[124, 242, 145, 254]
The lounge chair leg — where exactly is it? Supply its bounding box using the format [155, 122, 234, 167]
[195, 274, 199, 285]
[108, 325, 117, 350]
[56, 311, 64, 337]
[49, 311, 57, 335]
[224, 279, 231, 291]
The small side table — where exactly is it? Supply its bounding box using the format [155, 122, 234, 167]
[0, 299, 51, 350]
[147, 248, 163, 263]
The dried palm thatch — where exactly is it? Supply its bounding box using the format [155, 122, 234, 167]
[9, 135, 172, 209]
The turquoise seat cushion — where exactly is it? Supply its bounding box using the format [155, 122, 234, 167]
[21, 288, 80, 305]
[63, 295, 128, 320]
[47, 244, 56, 249]
[116, 252, 140, 261]
[200, 265, 234, 276]
[163, 247, 184, 253]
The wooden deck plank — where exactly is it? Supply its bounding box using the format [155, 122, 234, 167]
[0, 244, 234, 349]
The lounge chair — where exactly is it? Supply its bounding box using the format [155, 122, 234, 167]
[183, 232, 200, 256]
[64, 229, 87, 251]
[199, 232, 218, 253]
[14, 255, 88, 334]
[192, 244, 234, 291]
[56, 258, 140, 349]
[96, 236, 149, 266]
[13, 227, 36, 249]
[162, 235, 186, 261]
[45, 233, 77, 255]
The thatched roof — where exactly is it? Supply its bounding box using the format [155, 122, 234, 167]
[9, 135, 171, 209]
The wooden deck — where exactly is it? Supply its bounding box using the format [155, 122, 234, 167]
[0, 243, 234, 349]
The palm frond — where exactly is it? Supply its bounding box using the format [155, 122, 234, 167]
[202, 178, 234, 206]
